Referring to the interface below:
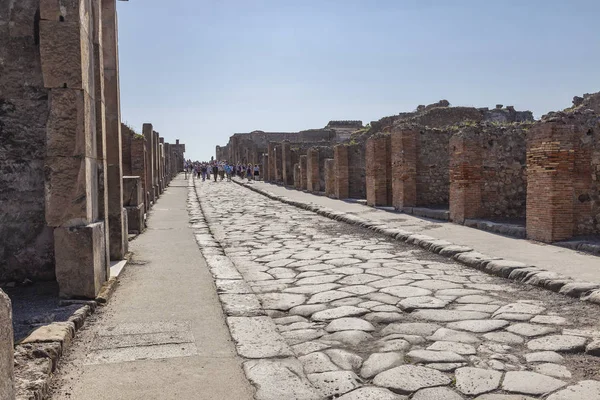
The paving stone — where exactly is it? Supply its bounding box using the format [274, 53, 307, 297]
[364, 293, 402, 305]
[586, 340, 600, 356]
[325, 258, 363, 266]
[340, 285, 378, 295]
[377, 338, 412, 352]
[299, 351, 340, 374]
[531, 315, 567, 325]
[338, 274, 382, 285]
[506, 323, 557, 337]
[337, 387, 407, 400]
[501, 371, 566, 395]
[407, 350, 465, 363]
[412, 310, 489, 322]
[427, 341, 477, 355]
[307, 290, 354, 304]
[411, 280, 463, 290]
[373, 365, 452, 395]
[493, 303, 545, 317]
[307, 370, 361, 398]
[324, 349, 363, 370]
[227, 316, 294, 358]
[360, 352, 404, 379]
[455, 367, 502, 395]
[546, 380, 600, 400]
[292, 250, 326, 260]
[292, 341, 331, 356]
[493, 313, 534, 321]
[483, 332, 524, 345]
[427, 363, 466, 372]
[284, 283, 340, 294]
[382, 333, 426, 345]
[447, 319, 509, 333]
[371, 305, 402, 312]
[332, 267, 365, 275]
[524, 351, 564, 363]
[455, 295, 496, 304]
[278, 321, 319, 332]
[412, 387, 464, 400]
[280, 329, 325, 345]
[332, 298, 364, 307]
[427, 328, 481, 344]
[312, 306, 369, 321]
[474, 394, 536, 400]
[257, 293, 306, 311]
[364, 312, 404, 323]
[327, 330, 374, 346]
[533, 363, 571, 379]
[289, 304, 327, 317]
[296, 274, 343, 285]
[215, 279, 254, 294]
[369, 267, 403, 277]
[274, 315, 308, 325]
[243, 358, 322, 400]
[398, 296, 450, 311]
[325, 318, 375, 333]
[455, 304, 501, 313]
[527, 335, 587, 353]
[436, 289, 484, 296]
[369, 278, 415, 289]
[381, 286, 432, 298]
[381, 322, 441, 337]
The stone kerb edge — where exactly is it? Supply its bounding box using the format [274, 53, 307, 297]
[188, 176, 322, 399]
[233, 180, 600, 307]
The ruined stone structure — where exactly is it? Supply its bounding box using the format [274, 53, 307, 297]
[0, 2, 185, 298]
[0, 289, 14, 400]
[220, 95, 600, 244]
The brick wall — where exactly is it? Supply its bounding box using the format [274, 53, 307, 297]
[391, 128, 418, 209]
[324, 159, 335, 197]
[417, 129, 450, 206]
[275, 144, 283, 183]
[307, 148, 320, 192]
[348, 144, 366, 199]
[267, 142, 276, 182]
[334, 145, 349, 199]
[293, 163, 301, 188]
[366, 134, 392, 206]
[449, 130, 483, 223]
[300, 155, 308, 190]
[282, 141, 293, 185]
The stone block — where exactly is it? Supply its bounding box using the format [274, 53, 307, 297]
[126, 204, 145, 234]
[123, 176, 143, 206]
[0, 290, 15, 400]
[54, 222, 107, 299]
[40, 0, 93, 23]
[324, 159, 335, 197]
[46, 89, 96, 158]
[391, 128, 417, 209]
[39, 20, 93, 92]
[366, 135, 392, 206]
[299, 155, 308, 190]
[282, 141, 293, 185]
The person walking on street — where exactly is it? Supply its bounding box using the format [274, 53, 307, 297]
[201, 164, 207, 181]
[212, 163, 218, 182]
[253, 164, 259, 181]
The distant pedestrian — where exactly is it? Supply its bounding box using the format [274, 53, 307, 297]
[201, 164, 207, 181]
[246, 164, 253, 182]
[212, 163, 218, 182]
[254, 164, 259, 180]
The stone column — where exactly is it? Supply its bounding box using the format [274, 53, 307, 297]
[526, 123, 576, 242]
[153, 131, 161, 194]
[282, 141, 293, 185]
[123, 176, 145, 233]
[40, 0, 107, 298]
[143, 123, 155, 204]
[307, 148, 320, 192]
[0, 290, 14, 400]
[293, 163, 301, 188]
[391, 128, 418, 209]
[275, 144, 283, 182]
[300, 155, 308, 190]
[267, 142, 276, 182]
[366, 135, 392, 206]
[449, 131, 483, 224]
[324, 159, 335, 197]
[102, 0, 127, 260]
[261, 154, 269, 181]
[334, 145, 349, 199]
[131, 136, 148, 212]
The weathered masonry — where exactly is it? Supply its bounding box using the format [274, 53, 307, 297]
[218, 95, 599, 245]
[0, 1, 185, 300]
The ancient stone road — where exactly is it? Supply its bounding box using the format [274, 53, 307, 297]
[193, 178, 600, 400]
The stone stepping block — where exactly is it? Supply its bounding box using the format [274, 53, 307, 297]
[455, 367, 502, 395]
[526, 335, 588, 353]
[373, 365, 452, 395]
[506, 323, 558, 337]
[325, 318, 375, 333]
[501, 370, 566, 395]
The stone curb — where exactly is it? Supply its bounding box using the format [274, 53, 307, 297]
[188, 177, 323, 400]
[96, 276, 119, 304]
[233, 179, 600, 308]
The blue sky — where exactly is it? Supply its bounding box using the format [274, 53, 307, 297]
[117, 0, 600, 161]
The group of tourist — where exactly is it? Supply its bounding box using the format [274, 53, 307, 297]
[185, 160, 260, 182]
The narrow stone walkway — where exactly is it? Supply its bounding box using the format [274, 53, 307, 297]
[195, 177, 600, 400]
[49, 175, 254, 400]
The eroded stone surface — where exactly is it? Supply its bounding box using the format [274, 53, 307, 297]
[373, 365, 451, 394]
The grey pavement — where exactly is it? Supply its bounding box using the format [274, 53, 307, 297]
[194, 177, 600, 399]
[239, 180, 600, 284]
[49, 175, 254, 400]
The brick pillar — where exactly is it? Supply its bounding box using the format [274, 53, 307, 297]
[282, 141, 293, 185]
[366, 135, 392, 206]
[40, 0, 107, 298]
[293, 163, 301, 188]
[102, 0, 127, 260]
[143, 123, 155, 204]
[275, 144, 283, 182]
[123, 176, 145, 233]
[261, 153, 268, 181]
[449, 131, 483, 223]
[0, 290, 14, 400]
[307, 148, 320, 192]
[153, 131, 161, 194]
[334, 145, 349, 199]
[526, 123, 576, 242]
[300, 155, 308, 190]
[267, 142, 276, 182]
[131, 136, 148, 212]
[325, 159, 335, 197]
[391, 128, 418, 209]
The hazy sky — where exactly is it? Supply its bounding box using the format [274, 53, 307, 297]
[117, 0, 600, 161]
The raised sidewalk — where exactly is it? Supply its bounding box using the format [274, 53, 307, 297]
[236, 179, 600, 303]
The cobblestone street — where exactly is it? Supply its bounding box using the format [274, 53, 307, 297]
[193, 178, 600, 400]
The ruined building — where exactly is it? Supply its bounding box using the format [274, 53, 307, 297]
[218, 94, 599, 245]
[0, 0, 185, 297]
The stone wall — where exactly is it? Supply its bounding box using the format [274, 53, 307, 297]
[121, 124, 135, 176]
[0, 289, 14, 399]
[324, 159, 335, 197]
[0, 0, 54, 282]
[366, 134, 392, 206]
[417, 129, 450, 206]
[348, 144, 366, 199]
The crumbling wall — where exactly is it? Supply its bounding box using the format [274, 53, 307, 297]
[0, 0, 54, 282]
[417, 129, 450, 206]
